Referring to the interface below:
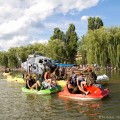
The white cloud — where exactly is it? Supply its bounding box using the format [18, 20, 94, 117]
[81, 16, 89, 22]
[81, 15, 104, 22]
[0, 35, 48, 50]
[57, 0, 99, 13]
[30, 39, 48, 44]
[0, 0, 100, 51]
[0, 35, 29, 50]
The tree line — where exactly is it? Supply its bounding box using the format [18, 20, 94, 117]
[0, 17, 120, 69]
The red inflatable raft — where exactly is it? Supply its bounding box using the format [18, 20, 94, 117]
[58, 85, 110, 101]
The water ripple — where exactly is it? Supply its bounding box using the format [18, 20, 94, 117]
[0, 77, 120, 120]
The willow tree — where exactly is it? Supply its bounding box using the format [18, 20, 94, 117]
[107, 27, 120, 68]
[78, 31, 104, 65]
[97, 28, 109, 67]
[83, 30, 96, 64]
[117, 44, 120, 67]
[79, 26, 120, 68]
[78, 36, 87, 65]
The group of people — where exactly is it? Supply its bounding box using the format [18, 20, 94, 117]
[25, 67, 57, 90]
[54, 66, 66, 80]
[67, 67, 103, 95]
[25, 65, 103, 94]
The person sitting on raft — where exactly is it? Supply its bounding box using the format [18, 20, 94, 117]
[42, 68, 57, 89]
[86, 67, 97, 85]
[25, 73, 44, 90]
[31, 73, 42, 90]
[76, 73, 90, 95]
[25, 74, 36, 89]
[67, 73, 79, 94]
[86, 67, 104, 89]
[67, 72, 90, 95]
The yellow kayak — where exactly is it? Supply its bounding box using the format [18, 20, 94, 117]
[4, 73, 67, 86]
[12, 77, 25, 83]
[3, 72, 10, 77]
[6, 75, 25, 83]
[57, 80, 67, 88]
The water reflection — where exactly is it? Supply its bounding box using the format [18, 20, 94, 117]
[58, 97, 105, 120]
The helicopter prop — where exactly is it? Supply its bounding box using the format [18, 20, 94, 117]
[21, 54, 57, 75]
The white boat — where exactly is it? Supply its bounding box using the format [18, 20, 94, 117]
[96, 74, 109, 85]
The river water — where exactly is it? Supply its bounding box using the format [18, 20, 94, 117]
[0, 70, 120, 120]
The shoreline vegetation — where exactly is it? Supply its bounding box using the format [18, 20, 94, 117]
[0, 65, 119, 73]
[0, 17, 120, 70]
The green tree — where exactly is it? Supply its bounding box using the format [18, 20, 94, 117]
[88, 17, 103, 30]
[50, 28, 65, 41]
[65, 24, 78, 63]
[8, 48, 18, 68]
[78, 27, 120, 68]
[78, 36, 87, 65]
[47, 39, 66, 63]
[15, 46, 28, 63]
[0, 51, 8, 67]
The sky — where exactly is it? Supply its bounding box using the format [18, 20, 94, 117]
[0, 0, 120, 51]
